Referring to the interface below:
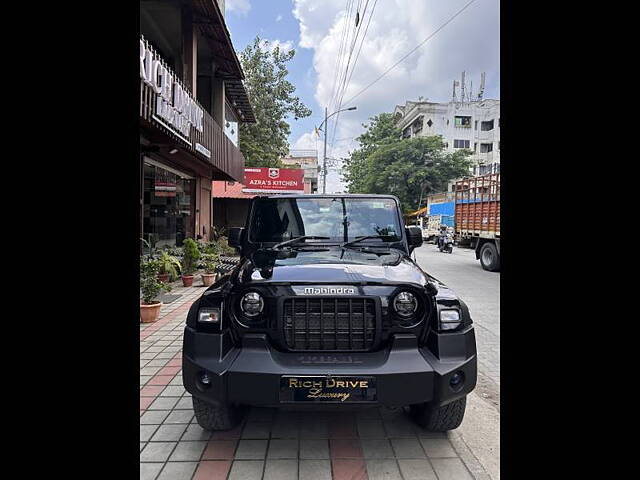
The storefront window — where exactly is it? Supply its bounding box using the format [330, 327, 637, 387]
[224, 101, 239, 146]
[143, 161, 195, 250]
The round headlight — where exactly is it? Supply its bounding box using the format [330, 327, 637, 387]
[240, 292, 263, 317]
[393, 291, 418, 317]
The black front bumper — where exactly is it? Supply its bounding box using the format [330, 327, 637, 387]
[183, 329, 476, 408]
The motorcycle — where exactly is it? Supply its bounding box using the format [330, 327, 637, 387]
[438, 232, 454, 254]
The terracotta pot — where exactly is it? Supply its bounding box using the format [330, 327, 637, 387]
[182, 275, 194, 287]
[140, 302, 162, 323]
[157, 273, 170, 283]
[202, 273, 217, 287]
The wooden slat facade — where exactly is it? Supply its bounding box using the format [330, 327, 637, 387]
[140, 78, 245, 182]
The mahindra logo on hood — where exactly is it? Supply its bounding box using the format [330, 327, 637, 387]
[296, 286, 356, 295]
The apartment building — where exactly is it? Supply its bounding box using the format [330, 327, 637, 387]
[393, 98, 500, 178]
[280, 150, 319, 193]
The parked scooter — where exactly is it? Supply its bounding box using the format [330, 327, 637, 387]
[437, 226, 454, 254]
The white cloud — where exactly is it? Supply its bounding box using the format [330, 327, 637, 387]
[291, 0, 500, 192]
[259, 38, 294, 54]
[292, 131, 320, 151]
[226, 0, 251, 16]
[276, 14, 283, 22]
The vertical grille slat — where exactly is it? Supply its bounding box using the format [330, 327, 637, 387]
[349, 299, 353, 350]
[320, 298, 324, 350]
[305, 299, 310, 350]
[283, 297, 377, 351]
[363, 298, 368, 348]
[334, 298, 338, 350]
[292, 298, 296, 346]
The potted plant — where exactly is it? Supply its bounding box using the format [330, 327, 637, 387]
[156, 251, 181, 283]
[181, 238, 200, 287]
[140, 258, 171, 323]
[201, 253, 219, 287]
[217, 235, 237, 256]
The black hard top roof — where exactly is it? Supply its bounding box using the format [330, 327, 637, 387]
[255, 194, 401, 201]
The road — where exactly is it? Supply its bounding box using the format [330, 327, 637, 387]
[414, 243, 500, 480]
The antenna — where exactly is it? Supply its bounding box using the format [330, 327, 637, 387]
[478, 72, 486, 100]
[452, 79, 459, 103]
[469, 80, 473, 103]
[460, 71, 466, 105]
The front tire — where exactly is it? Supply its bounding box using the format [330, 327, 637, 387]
[192, 396, 241, 431]
[410, 397, 467, 432]
[479, 242, 500, 271]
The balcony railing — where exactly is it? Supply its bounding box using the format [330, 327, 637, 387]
[140, 79, 245, 181]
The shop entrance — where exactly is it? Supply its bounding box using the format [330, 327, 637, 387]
[142, 160, 195, 251]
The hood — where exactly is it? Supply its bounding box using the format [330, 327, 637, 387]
[235, 247, 429, 286]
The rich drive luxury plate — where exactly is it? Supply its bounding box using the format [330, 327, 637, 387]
[279, 375, 377, 403]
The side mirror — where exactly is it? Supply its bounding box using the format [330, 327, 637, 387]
[406, 226, 423, 252]
[228, 227, 244, 250]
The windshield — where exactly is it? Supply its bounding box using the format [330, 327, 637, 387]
[249, 197, 402, 244]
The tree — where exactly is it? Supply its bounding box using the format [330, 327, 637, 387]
[342, 113, 401, 193]
[238, 37, 312, 167]
[343, 114, 473, 212]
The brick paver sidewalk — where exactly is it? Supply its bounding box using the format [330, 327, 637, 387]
[140, 284, 490, 480]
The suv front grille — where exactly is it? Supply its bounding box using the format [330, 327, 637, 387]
[283, 298, 377, 351]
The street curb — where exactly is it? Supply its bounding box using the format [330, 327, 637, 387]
[449, 430, 494, 480]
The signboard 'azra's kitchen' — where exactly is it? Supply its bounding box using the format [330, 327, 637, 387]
[242, 168, 305, 194]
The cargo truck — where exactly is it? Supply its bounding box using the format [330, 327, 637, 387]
[421, 199, 455, 242]
[422, 214, 454, 242]
[454, 174, 500, 271]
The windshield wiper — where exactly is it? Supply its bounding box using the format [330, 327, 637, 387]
[341, 235, 396, 248]
[272, 236, 330, 250]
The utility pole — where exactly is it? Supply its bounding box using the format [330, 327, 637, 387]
[317, 106, 357, 194]
[322, 107, 328, 194]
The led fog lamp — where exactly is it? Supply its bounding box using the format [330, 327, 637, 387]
[449, 371, 465, 391]
[393, 291, 418, 317]
[240, 292, 264, 317]
[198, 308, 221, 324]
[439, 309, 461, 331]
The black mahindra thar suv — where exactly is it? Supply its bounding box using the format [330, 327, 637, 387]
[183, 195, 477, 431]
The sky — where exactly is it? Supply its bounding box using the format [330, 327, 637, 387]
[224, 0, 500, 192]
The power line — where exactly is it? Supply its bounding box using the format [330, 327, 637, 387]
[328, 0, 357, 114]
[342, 0, 477, 107]
[329, 0, 377, 154]
[327, 0, 354, 114]
[330, 0, 366, 118]
[343, 0, 377, 103]
[328, 0, 373, 155]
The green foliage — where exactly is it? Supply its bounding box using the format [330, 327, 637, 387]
[200, 253, 219, 274]
[216, 236, 236, 256]
[238, 36, 312, 167]
[181, 238, 200, 275]
[198, 236, 236, 257]
[140, 258, 171, 304]
[343, 113, 473, 212]
[161, 245, 183, 257]
[157, 251, 181, 281]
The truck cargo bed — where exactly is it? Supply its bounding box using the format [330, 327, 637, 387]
[454, 174, 500, 238]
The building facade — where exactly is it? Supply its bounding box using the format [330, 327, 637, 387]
[393, 98, 500, 179]
[211, 180, 255, 233]
[280, 150, 319, 193]
[139, 0, 254, 250]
